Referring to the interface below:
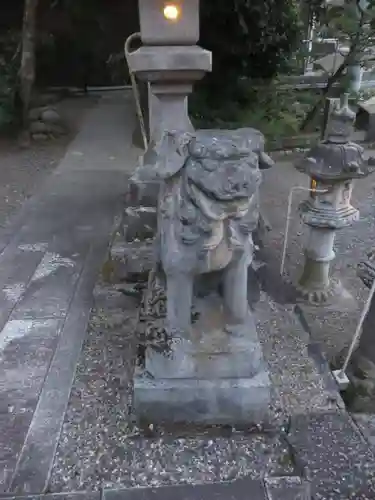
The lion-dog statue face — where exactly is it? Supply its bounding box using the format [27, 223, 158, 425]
[184, 134, 260, 223]
[133, 128, 273, 254]
[132, 129, 274, 333]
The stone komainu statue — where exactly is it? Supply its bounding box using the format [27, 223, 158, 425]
[132, 128, 274, 337]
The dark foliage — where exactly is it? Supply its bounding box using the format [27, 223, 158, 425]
[199, 0, 301, 102]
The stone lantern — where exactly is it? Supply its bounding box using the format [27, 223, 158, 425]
[127, 0, 211, 141]
[121, 0, 212, 256]
[295, 94, 375, 305]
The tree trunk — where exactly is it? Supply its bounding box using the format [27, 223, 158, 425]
[20, 0, 38, 128]
[299, 60, 349, 131]
[300, 4, 366, 132]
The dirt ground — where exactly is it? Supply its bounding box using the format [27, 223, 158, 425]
[0, 95, 98, 229]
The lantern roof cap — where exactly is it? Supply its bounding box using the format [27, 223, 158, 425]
[295, 141, 375, 181]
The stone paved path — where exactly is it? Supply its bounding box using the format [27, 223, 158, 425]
[0, 92, 141, 494]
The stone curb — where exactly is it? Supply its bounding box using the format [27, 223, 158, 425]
[0, 474, 311, 500]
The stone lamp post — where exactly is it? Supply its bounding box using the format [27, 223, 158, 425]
[295, 94, 375, 305]
[122, 0, 212, 246]
[126, 0, 212, 141]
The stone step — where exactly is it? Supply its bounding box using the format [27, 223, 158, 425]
[123, 206, 157, 242]
[125, 178, 159, 207]
[102, 477, 310, 500]
[0, 476, 311, 499]
[109, 238, 155, 282]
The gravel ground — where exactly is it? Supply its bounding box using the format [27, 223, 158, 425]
[48, 150, 375, 492]
[0, 96, 97, 228]
[48, 281, 298, 493]
[48, 280, 333, 492]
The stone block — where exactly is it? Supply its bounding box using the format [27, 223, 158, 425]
[264, 477, 311, 500]
[125, 178, 160, 207]
[134, 371, 270, 425]
[110, 240, 155, 282]
[124, 206, 157, 242]
[41, 108, 61, 125]
[104, 480, 267, 500]
[127, 46, 212, 76]
[30, 121, 49, 134]
[31, 133, 49, 141]
[134, 296, 271, 425]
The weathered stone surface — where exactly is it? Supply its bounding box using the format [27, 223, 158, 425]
[30, 121, 49, 135]
[30, 121, 65, 137]
[134, 289, 270, 425]
[134, 129, 272, 336]
[352, 413, 375, 448]
[110, 240, 155, 282]
[134, 372, 270, 425]
[125, 178, 160, 207]
[48, 124, 66, 136]
[0, 318, 64, 492]
[104, 479, 267, 500]
[264, 477, 311, 500]
[124, 207, 157, 242]
[41, 109, 61, 125]
[31, 93, 60, 108]
[10, 250, 86, 320]
[28, 107, 43, 121]
[289, 412, 375, 498]
[31, 133, 49, 142]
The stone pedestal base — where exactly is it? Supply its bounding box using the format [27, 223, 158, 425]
[133, 295, 271, 425]
[297, 276, 357, 312]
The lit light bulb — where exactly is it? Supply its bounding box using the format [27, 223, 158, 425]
[311, 178, 317, 197]
[163, 3, 180, 21]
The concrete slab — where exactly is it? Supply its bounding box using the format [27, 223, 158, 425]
[0, 495, 100, 500]
[264, 477, 311, 500]
[10, 251, 86, 320]
[289, 412, 375, 498]
[104, 480, 267, 500]
[0, 247, 45, 332]
[0, 91, 142, 494]
[352, 413, 375, 447]
[0, 318, 63, 492]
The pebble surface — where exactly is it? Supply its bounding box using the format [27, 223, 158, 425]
[49, 292, 295, 492]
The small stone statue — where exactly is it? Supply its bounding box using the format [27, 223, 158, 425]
[133, 128, 274, 337]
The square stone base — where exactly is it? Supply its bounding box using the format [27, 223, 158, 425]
[134, 371, 270, 425]
[133, 295, 271, 425]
